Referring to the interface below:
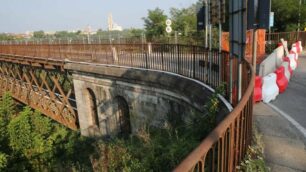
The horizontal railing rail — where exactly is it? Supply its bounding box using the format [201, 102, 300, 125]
[0, 43, 241, 104]
[174, 60, 254, 172]
[0, 43, 253, 171]
[266, 31, 306, 49]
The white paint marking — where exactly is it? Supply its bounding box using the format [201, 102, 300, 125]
[267, 103, 306, 139]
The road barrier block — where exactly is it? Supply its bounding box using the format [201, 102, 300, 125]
[288, 53, 298, 70]
[283, 57, 293, 76]
[281, 62, 291, 81]
[295, 41, 303, 53]
[262, 73, 279, 103]
[254, 76, 263, 103]
[299, 41, 303, 52]
[274, 66, 288, 93]
[291, 46, 299, 58]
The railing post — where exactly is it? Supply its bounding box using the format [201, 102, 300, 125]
[145, 51, 148, 69]
[229, 58, 233, 104]
[177, 44, 180, 74]
[193, 46, 196, 78]
[161, 45, 164, 71]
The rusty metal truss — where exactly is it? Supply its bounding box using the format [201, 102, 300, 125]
[0, 57, 77, 130]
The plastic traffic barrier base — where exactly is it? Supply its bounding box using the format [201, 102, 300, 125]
[295, 41, 303, 53]
[281, 62, 291, 81]
[254, 76, 263, 103]
[274, 66, 288, 93]
[288, 53, 298, 70]
[283, 57, 293, 76]
[262, 73, 279, 103]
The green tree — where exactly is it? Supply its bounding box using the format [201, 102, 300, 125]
[8, 107, 68, 170]
[143, 8, 168, 39]
[0, 152, 8, 170]
[272, 0, 306, 31]
[33, 31, 45, 39]
[0, 34, 14, 41]
[0, 92, 15, 150]
[169, 1, 203, 37]
[127, 28, 144, 38]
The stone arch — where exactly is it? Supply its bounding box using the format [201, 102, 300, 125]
[113, 96, 131, 135]
[86, 88, 99, 128]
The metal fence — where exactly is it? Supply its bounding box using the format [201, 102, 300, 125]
[266, 31, 306, 51]
[0, 43, 254, 171]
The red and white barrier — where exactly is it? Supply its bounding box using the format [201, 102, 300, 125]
[255, 41, 302, 104]
[287, 53, 298, 70]
[291, 45, 300, 60]
[262, 73, 279, 103]
[281, 62, 291, 81]
[254, 76, 263, 102]
[275, 66, 288, 93]
[283, 56, 293, 75]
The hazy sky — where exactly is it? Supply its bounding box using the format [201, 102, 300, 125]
[0, 0, 198, 33]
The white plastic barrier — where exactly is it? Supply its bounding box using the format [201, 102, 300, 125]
[281, 62, 291, 81]
[298, 41, 303, 52]
[288, 53, 297, 70]
[291, 46, 299, 60]
[262, 73, 279, 103]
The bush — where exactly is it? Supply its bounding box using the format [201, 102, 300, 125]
[237, 128, 270, 172]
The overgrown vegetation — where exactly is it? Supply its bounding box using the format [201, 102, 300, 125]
[89, 84, 226, 171]
[237, 127, 270, 172]
[0, 92, 95, 171]
[0, 85, 225, 171]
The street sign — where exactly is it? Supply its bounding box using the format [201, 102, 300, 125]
[166, 19, 172, 26]
[269, 12, 274, 27]
[166, 26, 172, 33]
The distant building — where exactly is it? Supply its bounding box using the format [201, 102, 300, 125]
[45, 31, 56, 36]
[82, 25, 97, 35]
[108, 13, 123, 31]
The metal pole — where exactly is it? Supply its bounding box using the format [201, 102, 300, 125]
[298, 0, 302, 32]
[218, 0, 222, 85]
[252, 29, 258, 73]
[269, 1, 272, 43]
[208, 0, 212, 84]
[205, 0, 208, 48]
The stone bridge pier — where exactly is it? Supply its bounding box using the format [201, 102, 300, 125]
[66, 62, 230, 137]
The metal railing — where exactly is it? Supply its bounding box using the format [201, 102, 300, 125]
[174, 60, 254, 171]
[266, 31, 306, 50]
[0, 43, 240, 102]
[0, 43, 254, 171]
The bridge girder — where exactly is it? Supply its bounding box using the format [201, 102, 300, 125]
[0, 58, 78, 130]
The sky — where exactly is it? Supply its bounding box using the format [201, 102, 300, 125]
[0, 0, 198, 33]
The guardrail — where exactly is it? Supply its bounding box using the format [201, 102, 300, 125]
[266, 31, 306, 49]
[0, 43, 253, 171]
[174, 60, 254, 171]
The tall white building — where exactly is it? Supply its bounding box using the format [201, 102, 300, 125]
[108, 13, 123, 31]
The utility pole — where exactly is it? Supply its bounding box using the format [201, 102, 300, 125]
[298, 0, 302, 32]
[204, 0, 208, 48]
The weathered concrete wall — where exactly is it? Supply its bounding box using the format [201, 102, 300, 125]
[259, 46, 285, 77]
[65, 62, 231, 137]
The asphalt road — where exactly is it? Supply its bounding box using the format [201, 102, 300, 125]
[271, 55, 306, 129]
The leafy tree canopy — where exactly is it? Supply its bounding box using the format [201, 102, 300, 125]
[272, 0, 306, 31]
[143, 8, 168, 39]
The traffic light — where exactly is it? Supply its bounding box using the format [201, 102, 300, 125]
[197, 6, 207, 31]
[258, 0, 270, 29]
[247, 0, 271, 30]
